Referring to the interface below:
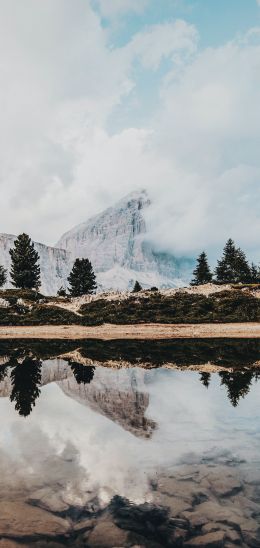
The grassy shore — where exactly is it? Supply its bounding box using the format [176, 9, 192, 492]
[1, 284, 260, 327]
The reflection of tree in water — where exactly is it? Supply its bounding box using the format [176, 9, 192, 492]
[200, 372, 211, 388]
[0, 363, 10, 383]
[219, 371, 255, 407]
[70, 362, 95, 384]
[10, 357, 42, 417]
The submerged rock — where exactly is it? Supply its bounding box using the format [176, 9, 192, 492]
[0, 501, 70, 538]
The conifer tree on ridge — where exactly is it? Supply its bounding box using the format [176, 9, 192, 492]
[215, 239, 252, 284]
[9, 233, 41, 290]
[191, 251, 212, 285]
[250, 263, 260, 284]
[68, 258, 97, 296]
[133, 280, 142, 292]
[0, 265, 7, 288]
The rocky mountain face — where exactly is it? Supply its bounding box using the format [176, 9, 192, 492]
[0, 190, 194, 294]
[58, 366, 156, 438]
[0, 233, 70, 295]
[57, 190, 194, 290]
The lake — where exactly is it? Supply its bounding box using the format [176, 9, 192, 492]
[0, 339, 259, 547]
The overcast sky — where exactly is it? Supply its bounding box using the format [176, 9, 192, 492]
[1, 0, 260, 260]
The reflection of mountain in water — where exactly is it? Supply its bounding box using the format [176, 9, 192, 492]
[1, 337, 260, 423]
[58, 367, 156, 438]
[0, 357, 155, 437]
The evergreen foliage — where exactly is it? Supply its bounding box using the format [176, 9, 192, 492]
[9, 233, 41, 290]
[68, 258, 96, 296]
[57, 286, 67, 297]
[191, 251, 212, 285]
[250, 263, 260, 283]
[70, 362, 95, 384]
[10, 357, 42, 417]
[215, 239, 252, 284]
[200, 372, 211, 388]
[0, 363, 9, 383]
[133, 280, 142, 292]
[219, 371, 253, 407]
[0, 265, 7, 288]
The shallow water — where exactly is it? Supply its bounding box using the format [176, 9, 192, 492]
[0, 339, 259, 547]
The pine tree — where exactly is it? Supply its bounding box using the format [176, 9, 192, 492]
[57, 286, 67, 297]
[0, 265, 7, 288]
[215, 239, 251, 284]
[10, 357, 42, 417]
[68, 258, 96, 296]
[215, 239, 236, 283]
[133, 280, 142, 292]
[70, 362, 95, 384]
[9, 233, 41, 290]
[0, 363, 9, 383]
[219, 371, 253, 407]
[235, 248, 252, 283]
[191, 252, 212, 286]
[250, 263, 260, 284]
[200, 372, 211, 388]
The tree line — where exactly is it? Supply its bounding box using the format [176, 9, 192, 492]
[0, 233, 97, 296]
[1, 233, 258, 294]
[192, 238, 260, 286]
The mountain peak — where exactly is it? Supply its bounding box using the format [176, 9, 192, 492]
[0, 191, 193, 293]
[115, 189, 150, 210]
[57, 189, 193, 290]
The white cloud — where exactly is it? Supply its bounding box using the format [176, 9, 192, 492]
[0, 1, 260, 262]
[0, 0, 197, 245]
[143, 34, 260, 259]
[125, 20, 198, 70]
[93, 0, 148, 18]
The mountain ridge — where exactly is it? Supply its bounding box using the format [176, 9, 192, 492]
[0, 190, 194, 293]
[57, 189, 194, 290]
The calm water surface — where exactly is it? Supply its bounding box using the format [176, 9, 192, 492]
[0, 339, 259, 547]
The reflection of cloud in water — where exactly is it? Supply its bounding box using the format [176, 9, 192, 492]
[0, 368, 259, 507]
[0, 385, 153, 505]
[0, 422, 89, 508]
[149, 370, 260, 460]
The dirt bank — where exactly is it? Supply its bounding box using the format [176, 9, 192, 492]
[1, 323, 260, 339]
